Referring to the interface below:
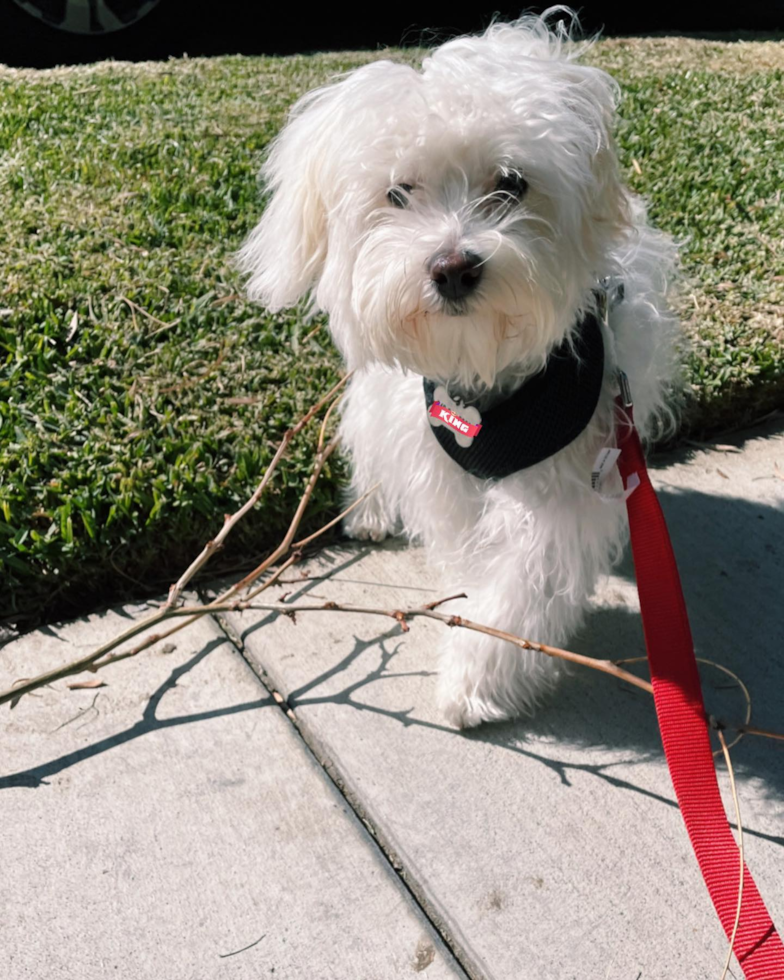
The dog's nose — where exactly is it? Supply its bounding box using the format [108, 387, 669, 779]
[429, 251, 483, 302]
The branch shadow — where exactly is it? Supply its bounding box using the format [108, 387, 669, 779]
[261, 604, 782, 850]
[3, 482, 781, 856]
[0, 637, 274, 790]
[262, 480, 784, 846]
[231, 545, 374, 645]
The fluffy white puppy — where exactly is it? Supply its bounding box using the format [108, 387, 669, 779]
[240, 11, 681, 728]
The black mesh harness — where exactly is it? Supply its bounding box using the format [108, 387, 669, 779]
[422, 307, 607, 480]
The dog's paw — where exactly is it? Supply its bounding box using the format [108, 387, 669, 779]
[438, 683, 518, 730]
[441, 694, 489, 730]
[342, 492, 394, 542]
[346, 524, 389, 543]
[437, 635, 555, 729]
[342, 511, 391, 542]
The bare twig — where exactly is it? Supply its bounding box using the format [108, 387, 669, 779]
[119, 295, 181, 333]
[142, 597, 784, 744]
[698, 660, 752, 748]
[218, 934, 266, 959]
[737, 725, 784, 742]
[617, 656, 752, 753]
[179, 597, 657, 696]
[5, 374, 782, 762]
[1, 378, 352, 709]
[291, 482, 379, 550]
[163, 372, 351, 611]
[6, 587, 784, 748]
[1, 588, 645, 708]
[717, 728, 744, 980]
[422, 592, 468, 611]
[49, 692, 102, 734]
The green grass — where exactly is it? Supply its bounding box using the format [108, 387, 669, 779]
[1, 41, 783, 630]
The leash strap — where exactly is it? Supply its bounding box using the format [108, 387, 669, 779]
[615, 396, 784, 978]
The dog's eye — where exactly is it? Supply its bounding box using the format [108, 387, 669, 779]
[494, 172, 528, 200]
[387, 183, 414, 208]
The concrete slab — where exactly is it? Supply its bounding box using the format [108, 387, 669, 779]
[218, 422, 784, 980]
[0, 606, 464, 979]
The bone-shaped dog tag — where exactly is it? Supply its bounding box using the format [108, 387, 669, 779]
[428, 385, 483, 448]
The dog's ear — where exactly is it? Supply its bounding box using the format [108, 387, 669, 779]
[239, 61, 421, 312]
[437, 16, 631, 248]
[238, 82, 342, 310]
[574, 64, 631, 244]
[522, 35, 630, 243]
[538, 50, 632, 248]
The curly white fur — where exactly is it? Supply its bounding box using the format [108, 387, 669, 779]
[240, 10, 682, 728]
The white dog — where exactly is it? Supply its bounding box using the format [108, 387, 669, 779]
[240, 11, 682, 728]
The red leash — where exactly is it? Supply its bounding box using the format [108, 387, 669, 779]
[615, 389, 784, 978]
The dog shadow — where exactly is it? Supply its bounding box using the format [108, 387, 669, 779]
[275, 462, 784, 822]
[460, 479, 784, 818]
[4, 463, 782, 828]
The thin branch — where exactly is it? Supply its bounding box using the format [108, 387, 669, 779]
[737, 725, 784, 742]
[5, 592, 782, 749]
[119, 295, 181, 332]
[1, 588, 645, 708]
[218, 934, 266, 959]
[163, 372, 350, 610]
[317, 385, 346, 447]
[62, 435, 348, 679]
[617, 656, 753, 753]
[303, 322, 323, 342]
[292, 482, 380, 550]
[1, 379, 351, 709]
[4, 363, 781, 756]
[189, 598, 657, 696]
[717, 729, 744, 980]
[422, 592, 468, 611]
[162, 598, 784, 744]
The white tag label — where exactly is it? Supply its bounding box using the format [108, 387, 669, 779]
[428, 386, 483, 448]
[591, 447, 621, 491]
[591, 447, 639, 503]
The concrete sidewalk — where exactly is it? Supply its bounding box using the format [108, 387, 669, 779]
[2, 421, 783, 979]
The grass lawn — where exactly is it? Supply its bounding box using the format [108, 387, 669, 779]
[1, 38, 783, 630]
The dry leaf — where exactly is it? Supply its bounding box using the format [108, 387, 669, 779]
[66, 310, 79, 343]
